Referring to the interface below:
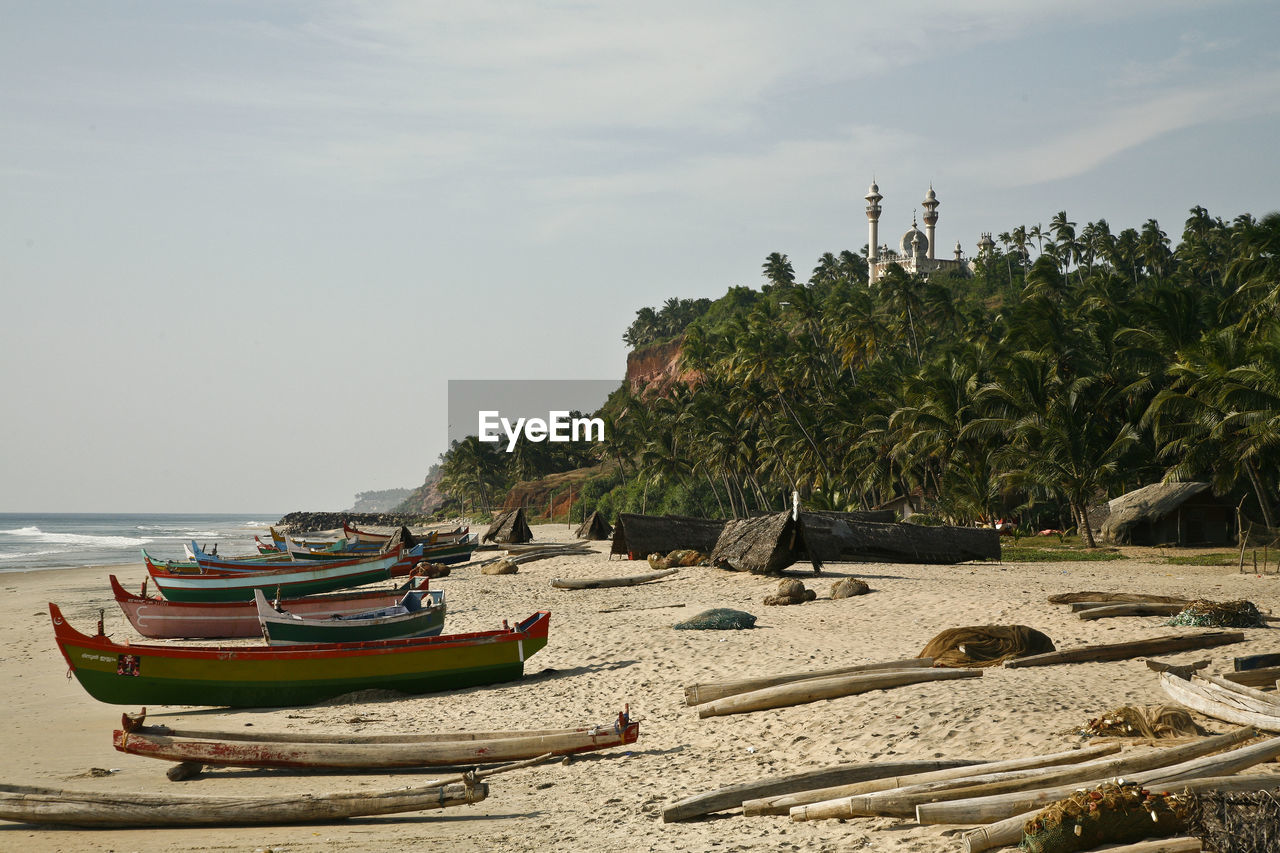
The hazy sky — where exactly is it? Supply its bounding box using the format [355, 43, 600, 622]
[3, 1, 1279, 513]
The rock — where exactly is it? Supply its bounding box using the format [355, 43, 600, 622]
[831, 577, 871, 599]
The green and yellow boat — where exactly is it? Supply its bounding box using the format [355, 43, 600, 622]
[50, 603, 550, 708]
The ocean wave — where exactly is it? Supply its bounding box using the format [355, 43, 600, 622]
[0, 527, 150, 549]
[0, 548, 67, 560]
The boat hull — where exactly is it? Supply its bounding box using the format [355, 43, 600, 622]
[113, 719, 639, 768]
[111, 575, 434, 639]
[256, 588, 447, 645]
[147, 550, 405, 603]
[51, 604, 550, 707]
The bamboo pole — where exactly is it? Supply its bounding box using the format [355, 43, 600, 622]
[791, 727, 1253, 822]
[660, 758, 982, 823]
[742, 742, 1119, 816]
[962, 775, 1280, 853]
[684, 657, 934, 707]
[1003, 631, 1245, 668]
[916, 729, 1278, 827]
[697, 668, 981, 719]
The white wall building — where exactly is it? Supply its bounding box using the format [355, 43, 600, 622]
[865, 182, 991, 284]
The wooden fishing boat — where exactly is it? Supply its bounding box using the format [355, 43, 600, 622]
[0, 779, 485, 827]
[344, 522, 471, 546]
[111, 574, 433, 639]
[113, 707, 639, 769]
[143, 547, 290, 575]
[254, 588, 446, 645]
[146, 547, 407, 602]
[51, 603, 550, 707]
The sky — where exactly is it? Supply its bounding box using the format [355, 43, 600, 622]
[3, 1, 1279, 513]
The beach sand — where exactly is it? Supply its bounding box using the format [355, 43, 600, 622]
[4, 525, 1278, 852]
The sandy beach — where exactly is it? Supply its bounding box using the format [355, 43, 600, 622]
[4, 525, 1279, 852]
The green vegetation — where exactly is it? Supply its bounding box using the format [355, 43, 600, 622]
[1001, 545, 1128, 562]
[1164, 553, 1239, 566]
[436, 207, 1280, 543]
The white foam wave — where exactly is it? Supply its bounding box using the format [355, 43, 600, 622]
[1, 527, 150, 549]
[1, 527, 43, 535]
[0, 548, 67, 560]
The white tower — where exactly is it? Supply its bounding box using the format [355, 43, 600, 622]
[921, 186, 939, 261]
[866, 180, 883, 284]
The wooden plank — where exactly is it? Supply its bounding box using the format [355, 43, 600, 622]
[1223, 665, 1280, 688]
[1235, 652, 1280, 671]
[696, 668, 981, 718]
[684, 657, 933, 706]
[741, 742, 1119, 816]
[550, 568, 678, 589]
[1077, 603, 1185, 620]
[660, 758, 981, 823]
[1003, 631, 1245, 668]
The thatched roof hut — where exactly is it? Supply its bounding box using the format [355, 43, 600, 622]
[610, 513, 725, 558]
[799, 515, 1000, 564]
[801, 509, 897, 525]
[575, 510, 612, 541]
[482, 508, 533, 544]
[1100, 482, 1235, 546]
[709, 512, 819, 575]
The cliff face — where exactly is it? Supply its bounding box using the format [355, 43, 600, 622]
[625, 337, 700, 394]
[396, 467, 450, 514]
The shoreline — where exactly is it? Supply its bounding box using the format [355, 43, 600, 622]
[4, 525, 1279, 851]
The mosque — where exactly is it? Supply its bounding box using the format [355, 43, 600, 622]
[863, 180, 994, 284]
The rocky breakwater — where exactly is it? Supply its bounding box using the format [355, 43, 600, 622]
[276, 511, 442, 533]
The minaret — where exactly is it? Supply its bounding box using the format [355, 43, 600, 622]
[921, 185, 939, 261]
[866, 180, 883, 284]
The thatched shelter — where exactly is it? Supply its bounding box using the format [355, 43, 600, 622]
[575, 511, 612, 541]
[610, 513, 725, 558]
[482, 508, 533, 544]
[799, 515, 1001, 564]
[708, 512, 818, 575]
[1100, 482, 1236, 546]
[799, 509, 897, 524]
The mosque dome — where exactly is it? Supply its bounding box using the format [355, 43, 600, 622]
[900, 227, 928, 256]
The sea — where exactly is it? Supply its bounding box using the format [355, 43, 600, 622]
[0, 513, 282, 573]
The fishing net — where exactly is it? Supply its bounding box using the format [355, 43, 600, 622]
[648, 550, 706, 570]
[919, 625, 1055, 668]
[673, 608, 757, 630]
[763, 578, 816, 606]
[1084, 704, 1207, 739]
[1018, 781, 1191, 853]
[1182, 788, 1280, 853]
[830, 577, 870, 599]
[1166, 599, 1268, 628]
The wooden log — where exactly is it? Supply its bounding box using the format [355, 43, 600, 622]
[1003, 631, 1245, 668]
[1077, 603, 1185, 620]
[1073, 840, 1201, 853]
[660, 758, 982, 823]
[1235, 652, 1280, 671]
[1159, 672, 1280, 731]
[961, 775, 1280, 853]
[696, 668, 981, 719]
[684, 657, 934, 707]
[791, 727, 1253, 821]
[1196, 673, 1280, 712]
[915, 729, 1279, 827]
[550, 568, 678, 589]
[1223, 665, 1280, 688]
[1050, 592, 1192, 606]
[742, 742, 1119, 816]
[0, 780, 487, 827]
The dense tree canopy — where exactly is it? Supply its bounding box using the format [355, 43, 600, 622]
[440, 208, 1280, 543]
